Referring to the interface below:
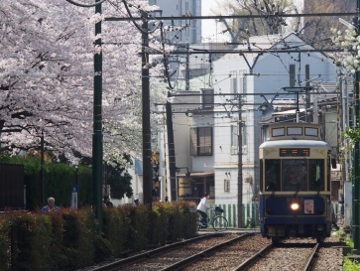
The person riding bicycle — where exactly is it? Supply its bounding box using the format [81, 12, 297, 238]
[197, 193, 210, 227]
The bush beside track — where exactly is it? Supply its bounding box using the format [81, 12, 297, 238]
[0, 201, 198, 271]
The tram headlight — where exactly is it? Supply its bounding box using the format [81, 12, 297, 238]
[290, 202, 300, 211]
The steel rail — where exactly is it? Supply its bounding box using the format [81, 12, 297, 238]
[86, 233, 223, 271]
[159, 233, 252, 271]
[232, 243, 273, 271]
[303, 243, 321, 271]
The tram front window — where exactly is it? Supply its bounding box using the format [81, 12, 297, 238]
[265, 160, 280, 191]
[309, 159, 324, 190]
[283, 160, 307, 191]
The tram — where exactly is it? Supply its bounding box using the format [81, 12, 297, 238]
[259, 122, 333, 243]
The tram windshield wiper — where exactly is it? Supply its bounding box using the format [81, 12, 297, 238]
[293, 183, 301, 197]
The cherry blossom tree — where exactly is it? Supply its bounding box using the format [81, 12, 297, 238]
[331, 26, 360, 73]
[0, 0, 167, 166]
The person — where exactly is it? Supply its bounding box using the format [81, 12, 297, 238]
[41, 197, 60, 213]
[103, 195, 113, 208]
[197, 193, 210, 227]
[134, 198, 139, 206]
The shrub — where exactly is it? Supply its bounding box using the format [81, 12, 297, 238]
[1, 202, 197, 270]
[151, 203, 170, 246]
[167, 202, 185, 242]
[103, 207, 130, 257]
[10, 211, 53, 271]
[0, 217, 11, 271]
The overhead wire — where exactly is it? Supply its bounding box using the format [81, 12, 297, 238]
[64, 0, 108, 8]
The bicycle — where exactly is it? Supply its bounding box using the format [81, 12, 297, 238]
[198, 206, 228, 231]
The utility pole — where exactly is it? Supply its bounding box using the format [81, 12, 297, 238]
[93, 0, 103, 225]
[142, 20, 153, 208]
[305, 65, 310, 122]
[166, 96, 177, 201]
[185, 43, 190, 91]
[237, 94, 243, 228]
[353, 0, 360, 252]
[40, 129, 44, 204]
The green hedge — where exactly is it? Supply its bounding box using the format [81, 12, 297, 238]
[1, 155, 93, 210]
[0, 202, 198, 271]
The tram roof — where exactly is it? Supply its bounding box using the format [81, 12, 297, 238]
[259, 140, 330, 148]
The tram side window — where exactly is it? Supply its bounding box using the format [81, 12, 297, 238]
[282, 160, 307, 191]
[265, 160, 280, 191]
[309, 159, 324, 191]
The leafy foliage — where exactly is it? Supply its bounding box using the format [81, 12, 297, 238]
[343, 258, 360, 271]
[104, 156, 133, 199]
[342, 126, 360, 150]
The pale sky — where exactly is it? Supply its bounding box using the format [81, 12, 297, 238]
[201, 0, 226, 42]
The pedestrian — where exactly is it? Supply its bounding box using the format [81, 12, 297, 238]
[41, 197, 60, 213]
[103, 195, 114, 207]
[197, 193, 210, 227]
[134, 198, 140, 206]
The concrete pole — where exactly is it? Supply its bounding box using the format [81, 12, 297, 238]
[237, 94, 243, 228]
[93, 0, 103, 225]
[141, 20, 153, 208]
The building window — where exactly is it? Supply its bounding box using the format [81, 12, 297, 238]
[289, 64, 295, 87]
[190, 127, 213, 156]
[231, 125, 238, 155]
[239, 70, 247, 101]
[201, 88, 214, 109]
[224, 179, 230, 192]
[230, 124, 247, 155]
[185, 2, 189, 12]
[230, 71, 237, 94]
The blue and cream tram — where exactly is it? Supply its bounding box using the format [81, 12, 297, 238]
[259, 123, 333, 243]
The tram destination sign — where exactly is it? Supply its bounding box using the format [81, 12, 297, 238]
[279, 148, 310, 157]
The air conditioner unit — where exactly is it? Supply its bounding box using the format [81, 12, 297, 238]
[244, 176, 253, 184]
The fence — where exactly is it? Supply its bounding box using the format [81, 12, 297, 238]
[208, 203, 259, 228]
[208, 203, 341, 229]
[0, 163, 25, 210]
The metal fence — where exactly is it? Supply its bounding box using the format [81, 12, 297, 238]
[208, 203, 341, 228]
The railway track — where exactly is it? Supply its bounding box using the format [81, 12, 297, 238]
[86, 233, 251, 271]
[236, 238, 343, 271]
[84, 234, 343, 271]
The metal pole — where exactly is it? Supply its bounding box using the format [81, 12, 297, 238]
[237, 94, 243, 228]
[296, 92, 300, 123]
[185, 43, 190, 91]
[166, 99, 177, 201]
[93, 0, 103, 226]
[142, 20, 153, 208]
[40, 129, 44, 204]
[353, 0, 360, 252]
[305, 65, 310, 122]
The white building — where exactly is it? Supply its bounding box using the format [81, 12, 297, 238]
[211, 33, 337, 205]
[160, 33, 338, 207]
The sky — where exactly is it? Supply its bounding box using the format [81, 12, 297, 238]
[201, 0, 225, 42]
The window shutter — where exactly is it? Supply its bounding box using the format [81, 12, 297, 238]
[190, 128, 197, 156]
[199, 127, 212, 155]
